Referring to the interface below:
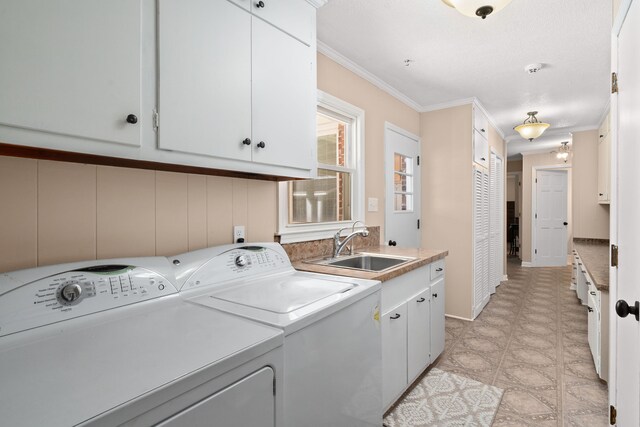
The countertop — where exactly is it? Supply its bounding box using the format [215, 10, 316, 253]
[573, 239, 609, 292]
[292, 246, 449, 282]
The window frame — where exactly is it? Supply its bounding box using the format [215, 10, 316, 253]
[277, 90, 365, 243]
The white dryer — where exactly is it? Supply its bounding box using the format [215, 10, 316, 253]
[0, 257, 283, 427]
[171, 243, 383, 427]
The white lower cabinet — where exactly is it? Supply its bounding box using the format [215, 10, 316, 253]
[407, 288, 431, 382]
[382, 303, 408, 408]
[381, 260, 446, 410]
[430, 278, 445, 362]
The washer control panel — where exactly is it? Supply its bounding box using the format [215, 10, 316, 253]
[178, 245, 290, 291]
[0, 263, 176, 337]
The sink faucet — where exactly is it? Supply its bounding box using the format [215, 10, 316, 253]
[333, 222, 369, 258]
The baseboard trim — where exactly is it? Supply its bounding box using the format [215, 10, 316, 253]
[502, 274, 508, 281]
[445, 314, 474, 322]
[521, 261, 533, 267]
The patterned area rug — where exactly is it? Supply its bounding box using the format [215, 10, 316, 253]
[384, 368, 504, 427]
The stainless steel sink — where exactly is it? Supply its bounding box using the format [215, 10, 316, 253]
[307, 253, 415, 272]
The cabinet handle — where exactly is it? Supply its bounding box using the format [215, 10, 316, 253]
[481, 157, 486, 161]
[436, 267, 443, 272]
[390, 313, 401, 320]
[417, 297, 426, 303]
[599, 193, 604, 196]
[481, 128, 486, 133]
[590, 291, 596, 295]
[587, 306, 593, 312]
[257, 141, 266, 148]
[242, 138, 251, 146]
[126, 114, 138, 124]
[388, 240, 397, 246]
[432, 293, 438, 298]
[256, 0, 265, 7]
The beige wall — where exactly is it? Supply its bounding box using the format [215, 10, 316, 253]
[317, 53, 420, 239]
[572, 130, 610, 239]
[0, 157, 277, 272]
[521, 152, 573, 263]
[420, 104, 474, 319]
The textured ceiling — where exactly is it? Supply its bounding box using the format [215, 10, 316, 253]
[317, 0, 612, 156]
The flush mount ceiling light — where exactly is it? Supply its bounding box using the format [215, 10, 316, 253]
[441, 0, 512, 19]
[514, 111, 550, 141]
[556, 141, 570, 163]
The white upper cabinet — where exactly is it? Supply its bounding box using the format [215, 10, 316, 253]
[597, 112, 611, 204]
[472, 104, 489, 168]
[251, 18, 315, 170]
[158, 0, 252, 162]
[0, 0, 142, 147]
[158, 0, 316, 176]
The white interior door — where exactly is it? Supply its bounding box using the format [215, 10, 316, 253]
[534, 169, 568, 267]
[385, 124, 421, 248]
[613, 0, 640, 424]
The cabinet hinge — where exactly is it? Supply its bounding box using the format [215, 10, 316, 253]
[535, 249, 537, 254]
[535, 213, 537, 219]
[612, 72, 618, 94]
[535, 178, 538, 183]
[611, 244, 618, 267]
[153, 109, 159, 132]
[610, 404, 617, 425]
[417, 219, 420, 229]
[417, 156, 420, 166]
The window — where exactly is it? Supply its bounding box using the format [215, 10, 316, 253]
[278, 91, 364, 243]
[393, 153, 414, 212]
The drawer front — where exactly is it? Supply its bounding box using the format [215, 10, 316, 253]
[430, 259, 445, 281]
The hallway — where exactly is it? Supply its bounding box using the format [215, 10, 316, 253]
[435, 257, 608, 426]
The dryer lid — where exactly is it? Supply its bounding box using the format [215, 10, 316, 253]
[212, 277, 353, 313]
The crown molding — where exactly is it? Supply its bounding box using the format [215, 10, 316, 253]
[317, 40, 423, 112]
[306, 0, 328, 8]
[419, 97, 475, 113]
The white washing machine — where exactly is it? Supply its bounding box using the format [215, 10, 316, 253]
[171, 243, 383, 427]
[0, 257, 283, 427]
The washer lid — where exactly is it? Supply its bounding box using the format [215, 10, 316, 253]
[213, 277, 353, 313]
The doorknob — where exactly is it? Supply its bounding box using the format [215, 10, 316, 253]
[388, 240, 397, 246]
[563, 222, 568, 225]
[616, 299, 640, 321]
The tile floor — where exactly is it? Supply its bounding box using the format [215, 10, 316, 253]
[434, 257, 609, 426]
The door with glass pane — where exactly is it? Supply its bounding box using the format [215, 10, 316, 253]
[384, 124, 421, 248]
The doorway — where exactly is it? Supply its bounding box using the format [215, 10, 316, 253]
[384, 123, 421, 248]
[532, 168, 569, 267]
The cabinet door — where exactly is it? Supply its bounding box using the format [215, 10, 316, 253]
[473, 105, 489, 135]
[382, 303, 408, 409]
[252, 18, 315, 172]
[0, 0, 141, 146]
[158, 0, 252, 161]
[587, 295, 600, 375]
[251, 0, 315, 46]
[407, 288, 431, 382]
[597, 133, 611, 203]
[431, 278, 445, 362]
[473, 130, 489, 168]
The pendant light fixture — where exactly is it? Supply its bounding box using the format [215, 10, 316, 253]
[556, 141, 570, 163]
[514, 111, 550, 141]
[441, 0, 512, 19]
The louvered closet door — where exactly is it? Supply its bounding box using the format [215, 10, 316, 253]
[473, 168, 490, 318]
[489, 153, 505, 294]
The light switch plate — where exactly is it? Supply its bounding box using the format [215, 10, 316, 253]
[367, 197, 378, 212]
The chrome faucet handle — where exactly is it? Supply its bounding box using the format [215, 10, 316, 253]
[351, 220, 366, 233]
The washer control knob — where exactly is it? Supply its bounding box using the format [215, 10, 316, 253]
[235, 255, 249, 267]
[59, 282, 83, 305]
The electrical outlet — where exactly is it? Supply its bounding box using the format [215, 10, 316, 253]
[233, 225, 245, 243]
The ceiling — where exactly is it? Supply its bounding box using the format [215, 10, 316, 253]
[316, 0, 612, 158]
